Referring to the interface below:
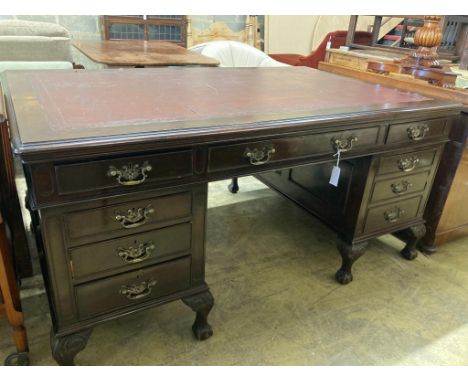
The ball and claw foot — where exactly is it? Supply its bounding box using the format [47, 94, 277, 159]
[182, 290, 214, 341]
[228, 177, 239, 194]
[4, 352, 30, 366]
[335, 268, 353, 285]
[401, 247, 418, 261]
[192, 319, 213, 341]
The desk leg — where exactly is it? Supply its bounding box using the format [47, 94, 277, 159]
[182, 290, 214, 341]
[51, 328, 93, 366]
[335, 237, 368, 285]
[397, 224, 427, 260]
[228, 177, 239, 193]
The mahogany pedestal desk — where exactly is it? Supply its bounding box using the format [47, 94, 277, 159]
[1, 67, 462, 365]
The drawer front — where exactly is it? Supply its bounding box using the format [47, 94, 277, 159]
[75, 256, 191, 319]
[370, 172, 431, 203]
[377, 149, 437, 175]
[386, 118, 448, 144]
[208, 126, 380, 172]
[55, 150, 193, 195]
[364, 196, 422, 233]
[69, 223, 192, 280]
[65, 191, 192, 241]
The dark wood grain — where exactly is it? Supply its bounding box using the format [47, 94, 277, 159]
[72, 40, 218, 67]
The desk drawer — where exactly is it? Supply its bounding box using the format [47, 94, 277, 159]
[208, 126, 380, 172]
[69, 223, 192, 280]
[386, 118, 448, 144]
[75, 256, 191, 319]
[364, 196, 422, 233]
[377, 148, 437, 175]
[65, 191, 192, 241]
[370, 172, 431, 203]
[55, 150, 193, 195]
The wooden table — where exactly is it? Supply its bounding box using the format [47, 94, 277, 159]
[2, 67, 462, 365]
[72, 40, 219, 67]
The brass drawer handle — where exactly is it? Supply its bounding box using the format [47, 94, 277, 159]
[384, 208, 405, 223]
[115, 204, 155, 229]
[117, 241, 155, 264]
[390, 180, 413, 194]
[119, 279, 157, 300]
[407, 124, 429, 141]
[397, 155, 420, 172]
[107, 161, 152, 186]
[331, 136, 358, 152]
[244, 146, 276, 166]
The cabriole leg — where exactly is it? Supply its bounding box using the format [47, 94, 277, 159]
[335, 237, 368, 285]
[399, 223, 427, 260]
[182, 290, 214, 341]
[50, 328, 93, 366]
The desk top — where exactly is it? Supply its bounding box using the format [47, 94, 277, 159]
[72, 40, 220, 67]
[2, 67, 461, 158]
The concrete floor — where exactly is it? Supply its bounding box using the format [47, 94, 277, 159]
[2, 177, 468, 365]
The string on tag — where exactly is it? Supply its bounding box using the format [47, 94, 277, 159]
[333, 148, 341, 167]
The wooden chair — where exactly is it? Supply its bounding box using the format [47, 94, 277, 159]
[0, 210, 30, 365]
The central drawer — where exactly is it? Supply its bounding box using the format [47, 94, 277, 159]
[207, 126, 381, 172]
[69, 223, 192, 280]
[75, 256, 191, 320]
[64, 191, 192, 242]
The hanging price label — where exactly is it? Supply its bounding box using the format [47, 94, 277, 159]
[329, 149, 341, 187]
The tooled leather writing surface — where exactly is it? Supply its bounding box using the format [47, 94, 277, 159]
[4, 66, 451, 149]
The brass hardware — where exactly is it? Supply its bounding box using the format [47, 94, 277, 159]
[107, 161, 152, 186]
[331, 136, 358, 152]
[384, 208, 405, 223]
[115, 204, 155, 229]
[390, 180, 413, 194]
[244, 146, 276, 165]
[119, 279, 157, 300]
[117, 241, 155, 264]
[407, 124, 429, 141]
[397, 155, 420, 172]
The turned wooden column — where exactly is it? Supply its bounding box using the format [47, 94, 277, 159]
[399, 16, 443, 68]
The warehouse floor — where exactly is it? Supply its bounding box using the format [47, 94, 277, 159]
[2, 177, 468, 365]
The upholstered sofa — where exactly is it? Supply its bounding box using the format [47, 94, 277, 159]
[0, 20, 74, 71]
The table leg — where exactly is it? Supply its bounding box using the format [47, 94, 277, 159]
[398, 223, 427, 260]
[50, 327, 93, 366]
[182, 290, 214, 341]
[335, 236, 369, 285]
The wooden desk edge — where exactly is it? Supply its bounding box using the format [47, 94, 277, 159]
[318, 61, 468, 106]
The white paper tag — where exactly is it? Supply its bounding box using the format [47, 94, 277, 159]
[329, 165, 341, 187]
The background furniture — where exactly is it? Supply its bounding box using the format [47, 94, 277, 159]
[269, 30, 372, 69]
[0, 211, 29, 365]
[347, 15, 468, 64]
[189, 40, 287, 68]
[187, 16, 260, 49]
[102, 15, 187, 46]
[0, 19, 75, 68]
[72, 40, 219, 68]
[3, 67, 460, 364]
